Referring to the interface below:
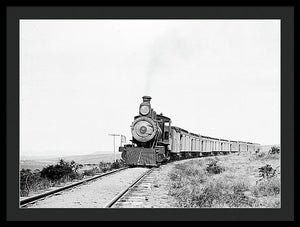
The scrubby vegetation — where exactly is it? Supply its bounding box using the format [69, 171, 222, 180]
[20, 169, 51, 197]
[40, 159, 81, 181]
[20, 158, 126, 197]
[98, 159, 126, 172]
[268, 146, 280, 155]
[83, 167, 99, 176]
[250, 145, 280, 161]
[206, 160, 225, 174]
[258, 164, 277, 179]
[168, 146, 280, 208]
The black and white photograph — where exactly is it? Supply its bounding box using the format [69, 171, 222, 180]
[18, 18, 282, 209]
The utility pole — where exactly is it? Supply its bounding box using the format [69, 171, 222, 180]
[108, 134, 126, 162]
[108, 134, 119, 162]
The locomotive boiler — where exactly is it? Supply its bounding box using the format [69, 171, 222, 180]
[119, 96, 171, 167]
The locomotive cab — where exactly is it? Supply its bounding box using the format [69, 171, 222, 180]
[156, 114, 171, 145]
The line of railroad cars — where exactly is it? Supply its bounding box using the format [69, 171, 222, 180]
[119, 96, 260, 167]
[169, 126, 260, 158]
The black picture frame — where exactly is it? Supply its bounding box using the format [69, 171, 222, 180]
[6, 6, 294, 221]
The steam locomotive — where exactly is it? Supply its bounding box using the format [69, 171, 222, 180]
[119, 96, 260, 167]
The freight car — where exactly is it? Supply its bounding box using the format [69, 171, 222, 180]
[119, 96, 260, 167]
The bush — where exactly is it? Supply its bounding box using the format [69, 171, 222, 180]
[169, 176, 256, 208]
[255, 147, 261, 154]
[254, 164, 280, 199]
[20, 169, 51, 197]
[258, 164, 276, 180]
[254, 177, 280, 196]
[98, 159, 126, 173]
[20, 169, 33, 196]
[111, 159, 126, 169]
[40, 159, 80, 181]
[190, 181, 256, 208]
[83, 167, 99, 176]
[253, 176, 280, 197]
[99, 161, 111, 172]
[269, 146, 280, 155]
[206, 160, 225, 174]
[257, 152, 266, 158]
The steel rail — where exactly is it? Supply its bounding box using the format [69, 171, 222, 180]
[20, 167, 129, 207]
[104, 167, 155, 208]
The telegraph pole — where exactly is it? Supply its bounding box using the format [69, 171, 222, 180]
[108, 134, 119, 162]
[108, 134, 126, 162]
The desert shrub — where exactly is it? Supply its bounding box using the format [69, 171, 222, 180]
[206, 160, 225, 174]
[255, 147, 261, 154]
[269, 146, 280, 155]
[187, 168, 201, 177]
[99, 161, 111, 172]
[253, 175, 280, 197]
[20, 160, 83, 197]
[171, 177, 256, 208]
[168, 158, 264, 208]
[83, 167, 99, 176]
[20, 169, 33, 196]
[253, 164, 280, 198]
[98, 159, 126, 173]
[40, 159, 80, 181]
[169, 171, 182, 182]
[169, 163, 206, 191]
[169, 168, 189, 190]
[170, 178, 186, 190]
[257, 152, 266, 158]
[20, 169, 51, 197]
[111, 159, 126, 169]
[67, 171, 82, 180]
[251, 149, 280, 162]
[191, 181, 256, 208]
[258, 164, 277, 180]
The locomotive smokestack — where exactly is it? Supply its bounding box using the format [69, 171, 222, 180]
[142, 96, 151, 103]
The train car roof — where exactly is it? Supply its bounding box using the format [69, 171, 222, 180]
[238, 141, 249, 144]
[200, 135, 231, 142]
[238, 141, 259, 145]
[171, 126, 259, 145]
[171, 126, 189, 134]
[200, 135, 219, 140]
[219, 138, 230, 142]
[189, 132, 200, 137]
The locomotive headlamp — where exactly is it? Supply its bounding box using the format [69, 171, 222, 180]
[140, 105, 150, 115]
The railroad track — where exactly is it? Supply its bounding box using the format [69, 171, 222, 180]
[20, 167, 129, 207]
[21, 160, 184, 208]
[104, 167, 156, 208]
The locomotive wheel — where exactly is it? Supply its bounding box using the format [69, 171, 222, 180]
[156, 153, 166, 163]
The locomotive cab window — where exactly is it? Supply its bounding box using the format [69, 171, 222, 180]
[164, 122, 170, 139]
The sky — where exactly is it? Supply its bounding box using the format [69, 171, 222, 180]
[20, 19, 280, 157]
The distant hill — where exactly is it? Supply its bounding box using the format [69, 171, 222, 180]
[20, 152, 122, 171]
[58, 153, 122, 164]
